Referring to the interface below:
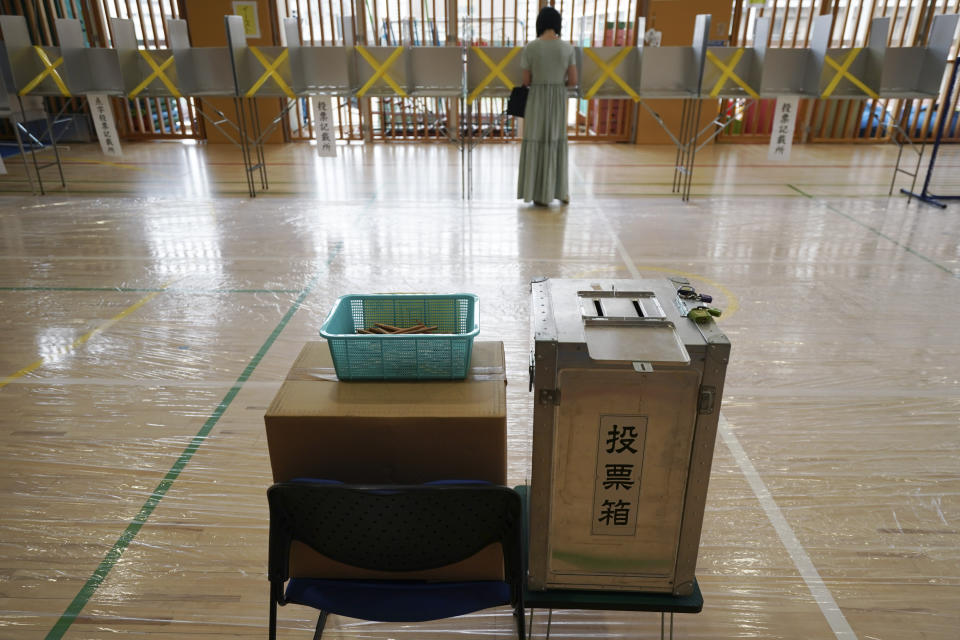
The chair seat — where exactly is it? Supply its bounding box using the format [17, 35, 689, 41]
[285, 579, 512, 622]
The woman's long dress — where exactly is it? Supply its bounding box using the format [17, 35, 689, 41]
[517, 38, 575, 203]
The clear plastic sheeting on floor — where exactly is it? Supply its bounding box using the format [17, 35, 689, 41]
[0, 142, 958, 639]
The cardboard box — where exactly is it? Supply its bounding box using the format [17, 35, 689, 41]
[265, 340, 507, 580]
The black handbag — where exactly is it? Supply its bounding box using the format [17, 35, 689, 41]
[506, 86, 529, 117]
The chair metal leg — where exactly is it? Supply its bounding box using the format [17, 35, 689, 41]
[312, 611, 329, 640]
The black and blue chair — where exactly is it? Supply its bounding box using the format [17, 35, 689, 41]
[267, 480, 526, 640]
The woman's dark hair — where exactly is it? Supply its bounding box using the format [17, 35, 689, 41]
[535, 6, 562, 37]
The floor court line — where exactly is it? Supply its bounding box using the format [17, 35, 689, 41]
[0, 181, 870, 198]
[57, 159, 960, 170]
[1, 378, 285, 388]
[787, 184, 958, 278]
[0, 281, 176, 392]
[719, 416, 857, 640]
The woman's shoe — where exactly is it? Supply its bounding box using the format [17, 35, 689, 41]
[533, 201, 549, 206]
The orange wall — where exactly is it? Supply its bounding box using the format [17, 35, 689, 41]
[182, 0, 285, 143]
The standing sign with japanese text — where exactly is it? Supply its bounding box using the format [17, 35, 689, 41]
[232, 1, 260, 38]
[592, 415, 647, 536]
[767, 96, 799, 163]
[87, 93, 122, 157]
[313, 96, 337, 158]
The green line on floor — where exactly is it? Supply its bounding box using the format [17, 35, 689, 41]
[44, 241, 343, 640]
[786, 184, 957, 278]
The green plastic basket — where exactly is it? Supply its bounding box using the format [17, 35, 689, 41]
[319, 294, 479, 380]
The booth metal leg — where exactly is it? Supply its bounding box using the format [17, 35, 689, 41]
[684, 100, 704, 202]
[24, 121, 46, 195]
[45, 111, 66, 189]
[640, 98, 699, 203]
[681, 99, 696, 202]
[675, 100, 688, 197]
[672, 98, 700, 203]
[193, 97, 271, 198]
[459, 96, 466, 200]
[249, 97, 268, 190]
[671, 99, 689, 195]
[466, 100, 474, 200]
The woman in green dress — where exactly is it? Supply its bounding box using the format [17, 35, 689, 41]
[517, 6, 578, 206]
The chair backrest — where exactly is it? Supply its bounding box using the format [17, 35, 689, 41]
[267, 481, 523, 590]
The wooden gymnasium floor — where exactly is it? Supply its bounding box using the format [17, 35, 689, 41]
[1, 140, 958, 639]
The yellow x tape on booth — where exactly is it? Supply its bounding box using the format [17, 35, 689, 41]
[583, 48, 639, 101]
[706, 48, 758, 99]
[356, 46, 407, 98]
[19, 46, 71, 96]
[468, 46, 520, 105]
[130, 50, 181, 98]
[247, 47, 295, 99]
[821, 47, 878, 99]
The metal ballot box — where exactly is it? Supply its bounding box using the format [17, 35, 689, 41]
[528, 278, 729, 595]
